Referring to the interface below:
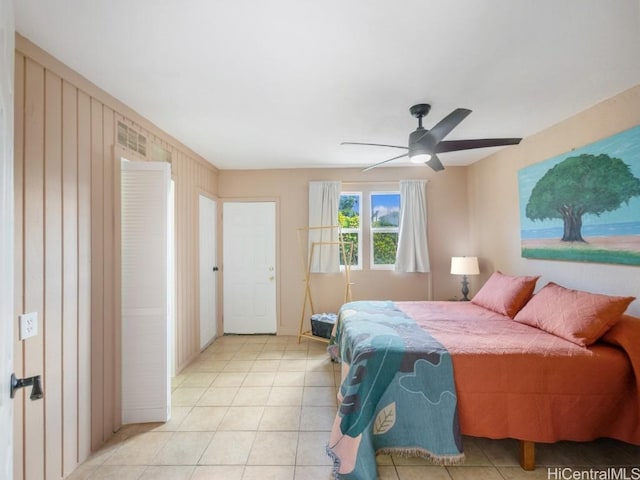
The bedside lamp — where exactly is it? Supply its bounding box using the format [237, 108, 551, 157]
[450, 256, 479, 301]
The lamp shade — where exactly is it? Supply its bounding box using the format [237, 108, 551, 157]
[450, 256, 479, 275]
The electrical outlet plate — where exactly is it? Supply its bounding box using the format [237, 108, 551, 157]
[19, 312, 38, 340]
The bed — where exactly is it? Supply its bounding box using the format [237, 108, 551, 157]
[327, 274, 640, 480]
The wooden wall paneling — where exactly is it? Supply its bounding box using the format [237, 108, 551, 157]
[172, 153, 179, 368]
[170, 147, 179, 372]
[102, 106, 116, 437]
[198, 161, 213, 192]
[189, 153, 197, 360]
[192, 158, 200, 354]
[181, 151, 186, 360]
[183, 152, 189, 367]
[13, 51, 25, 480]
[183, 151, 190, 366]
[16, 38, 221, 476]
[62, 79, 79, 476]
[23, 57, 46, 480]
[175, 152, 184, 369]
[77, 90, 92, 462]
[182, 152, 194, 369]
[208, 164, 215, 192]
[90, 97, 104, 450]
[44, 69, 64, 480]
[176, 152, 184, 369]
[183, 154, 190, 367]
[187, 154, 194, 361]
[197, 162, 205, 191]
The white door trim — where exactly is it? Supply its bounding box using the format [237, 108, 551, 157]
[199, 194, 218, 349]
[222, 200, 279, 334]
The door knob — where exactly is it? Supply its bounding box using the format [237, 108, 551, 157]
[213, 266, 219, 272]
[10, 373, 44, 400]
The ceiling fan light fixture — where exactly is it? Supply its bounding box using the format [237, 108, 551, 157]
[410, 153, 431, 164]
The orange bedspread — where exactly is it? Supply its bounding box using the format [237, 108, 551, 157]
[398, 301, 640, 445]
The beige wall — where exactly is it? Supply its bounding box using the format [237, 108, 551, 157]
[13, 34, 217, 479]
[469, 83, 640, 317]
[218, 165, 471, 336]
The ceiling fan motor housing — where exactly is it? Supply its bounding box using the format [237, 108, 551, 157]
[409, 127, 435, 158]
[409, 104, 435, 158]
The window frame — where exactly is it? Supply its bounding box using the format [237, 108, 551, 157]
[338, 191, 363, 270]
[369, 191, 401, 270]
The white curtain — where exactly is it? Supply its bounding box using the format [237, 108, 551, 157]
[395, 180, 430, 272]
[308, 181, 341, 273]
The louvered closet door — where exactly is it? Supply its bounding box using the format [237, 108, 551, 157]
[120, 160, 171, 423]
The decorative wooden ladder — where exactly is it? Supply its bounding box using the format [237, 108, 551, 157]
[296, 225, 353, 343]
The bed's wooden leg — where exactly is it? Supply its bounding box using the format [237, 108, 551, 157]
[519, 440, 535, 470]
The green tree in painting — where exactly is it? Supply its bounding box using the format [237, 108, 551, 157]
[526, 153, 640, 242]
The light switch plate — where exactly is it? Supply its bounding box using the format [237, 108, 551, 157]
[19, 312, 38, 340]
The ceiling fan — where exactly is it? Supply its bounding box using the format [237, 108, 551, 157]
[342, 104, 522, 172]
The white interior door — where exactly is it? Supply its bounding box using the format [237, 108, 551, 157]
[223, 202, 277, 334]
[199, 195, 218, 349]
[121, 160, 171, 423]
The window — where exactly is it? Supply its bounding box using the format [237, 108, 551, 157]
[338, 193, 361, 269]
[338, 190, 401, 270]
[370, 192, 400, 268]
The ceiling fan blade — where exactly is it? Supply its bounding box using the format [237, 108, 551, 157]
[362, 152, 409, 172]
[436, 138, 522, 153]
[425, 154, 445, 172]
[341, 142, 408, 150]
[427, 108, 472, 143]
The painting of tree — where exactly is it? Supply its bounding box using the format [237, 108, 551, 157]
[518, 126, 640, 265]
[526, 154, 640, 242]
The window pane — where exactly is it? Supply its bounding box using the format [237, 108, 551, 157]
[339, 193, 361, 268]
[372, 232, 398, 265]
[340, 232, 359, 266]
[339, 194, 360, 229]
[371, 193, 400, 227]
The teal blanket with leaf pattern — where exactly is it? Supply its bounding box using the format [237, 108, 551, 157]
[326, 301, 464, 479]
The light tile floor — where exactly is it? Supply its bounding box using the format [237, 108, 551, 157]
[67, 335, 640, 480]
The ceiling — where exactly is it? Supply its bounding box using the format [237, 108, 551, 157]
[14, 1, 640, 170]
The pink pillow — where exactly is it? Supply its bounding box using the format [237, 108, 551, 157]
[471, 271, 539, 318]
[513, 282, 635, 346]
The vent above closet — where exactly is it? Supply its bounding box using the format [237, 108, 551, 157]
[117, 121, 147, 157]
